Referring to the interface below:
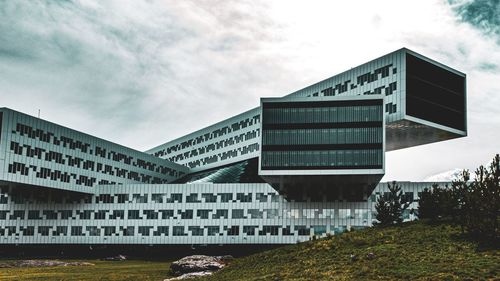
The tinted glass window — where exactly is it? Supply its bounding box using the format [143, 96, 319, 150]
[406, 53, 465, 131]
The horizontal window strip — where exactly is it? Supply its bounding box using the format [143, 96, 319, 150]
[262, 121, 383, 129]
[261, 165, 383, 170]
[262, 143, 382, 151]
[262, 99, 383, 109]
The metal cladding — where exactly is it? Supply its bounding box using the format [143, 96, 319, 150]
[0, 108, 189, 194]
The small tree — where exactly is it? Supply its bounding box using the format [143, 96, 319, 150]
[375, 181, 410, 226]
[417, 185, 440, 220]
[463, 155, 500, 239]
[450, 170, 470, 226]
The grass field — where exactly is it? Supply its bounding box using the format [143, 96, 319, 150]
[0, 259, 172, 281]
[0, 221, 498, 281]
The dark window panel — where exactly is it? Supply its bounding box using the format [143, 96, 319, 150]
[406, 53, 465, 131]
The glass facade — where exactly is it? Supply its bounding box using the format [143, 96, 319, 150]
[406, 53, 466, 131]
[261, 99, 383, 170]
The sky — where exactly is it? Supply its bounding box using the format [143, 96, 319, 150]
[0, 0, 499, 181]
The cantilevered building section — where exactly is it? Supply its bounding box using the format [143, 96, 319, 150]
[0, 48, 467, 245]
[259, 96, 385, 200]
[147, 48, 466, 172]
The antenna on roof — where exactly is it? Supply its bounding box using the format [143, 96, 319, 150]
[38, 109, 40, 118]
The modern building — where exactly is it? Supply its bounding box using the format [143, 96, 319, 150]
[0, 48, 466, 246]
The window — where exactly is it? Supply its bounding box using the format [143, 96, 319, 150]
[188, 226, 204, 236]
[71, 226, 83, 236]
[232, 209, 245, 219]
[295, 225, 310, 236]
[197, 209, 211, 219]
[265, 209, 279, 219]
[132, 194, 147, 203]
[123, 226, 134, 236]
[172, 226, 186, 236]
[152, 193, 165, 203]
[60, 210, 72, 219]
[282, 226, 293, 236]
[180, 210, 193, 219]
[259, 225, 279, 236]
[219, 193, 232, 202]
[339, 209, 352, 219]
[86, 226, 100, 236]
[186, 193, 201, 203]
[313, 225, 327, 235]
[104, 226, 115, 236]
[227, 226, 239, 236]
[247, 209, 263, 219]
[98, 194, 113, 203]
[159, 209, 174, 219]
[243, 226, 257, 235]
[212, 209, 228, 219]
[12, 210, 25, 219]
[110, 210, 125, 219]
[39, 226, 51, 236]
[167, 193, 182, 203]
[22, 226, 34, 236]
[79, 210, 92, 220]
[201, 193, 217, 203]
[28, 210, 40, 219]
[117, 194, 128, 203]
[138, 226, 152, 236]
[207, 226, 220, 236]
[153, 226, 169, 236]
[143, 210, 158, 219]
[256, 193, 268, 202]
[236, 193, 252, 202]
[128, 210, 140, 219]
[94, 210, 107, 220]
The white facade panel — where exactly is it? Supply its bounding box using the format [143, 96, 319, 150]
[0, 181, 441, 245]
[0, 108, 189, 194]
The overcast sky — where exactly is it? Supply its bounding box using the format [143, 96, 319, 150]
[1, 0, 499, 181]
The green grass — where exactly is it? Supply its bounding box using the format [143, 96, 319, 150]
[0, 259, 172, 281]
[0, 221, 498, 280]
[201, 221, 499, 281]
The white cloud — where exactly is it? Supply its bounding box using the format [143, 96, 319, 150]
[0, 0, 498, 180]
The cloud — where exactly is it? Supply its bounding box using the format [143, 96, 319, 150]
[0, 0, 499, 181]
[449, 0, 500, 43]
[0, 0, 289, 149]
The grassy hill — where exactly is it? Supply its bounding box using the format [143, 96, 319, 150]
[201, 221, 499, 281]
[0, 221, 498, 280]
